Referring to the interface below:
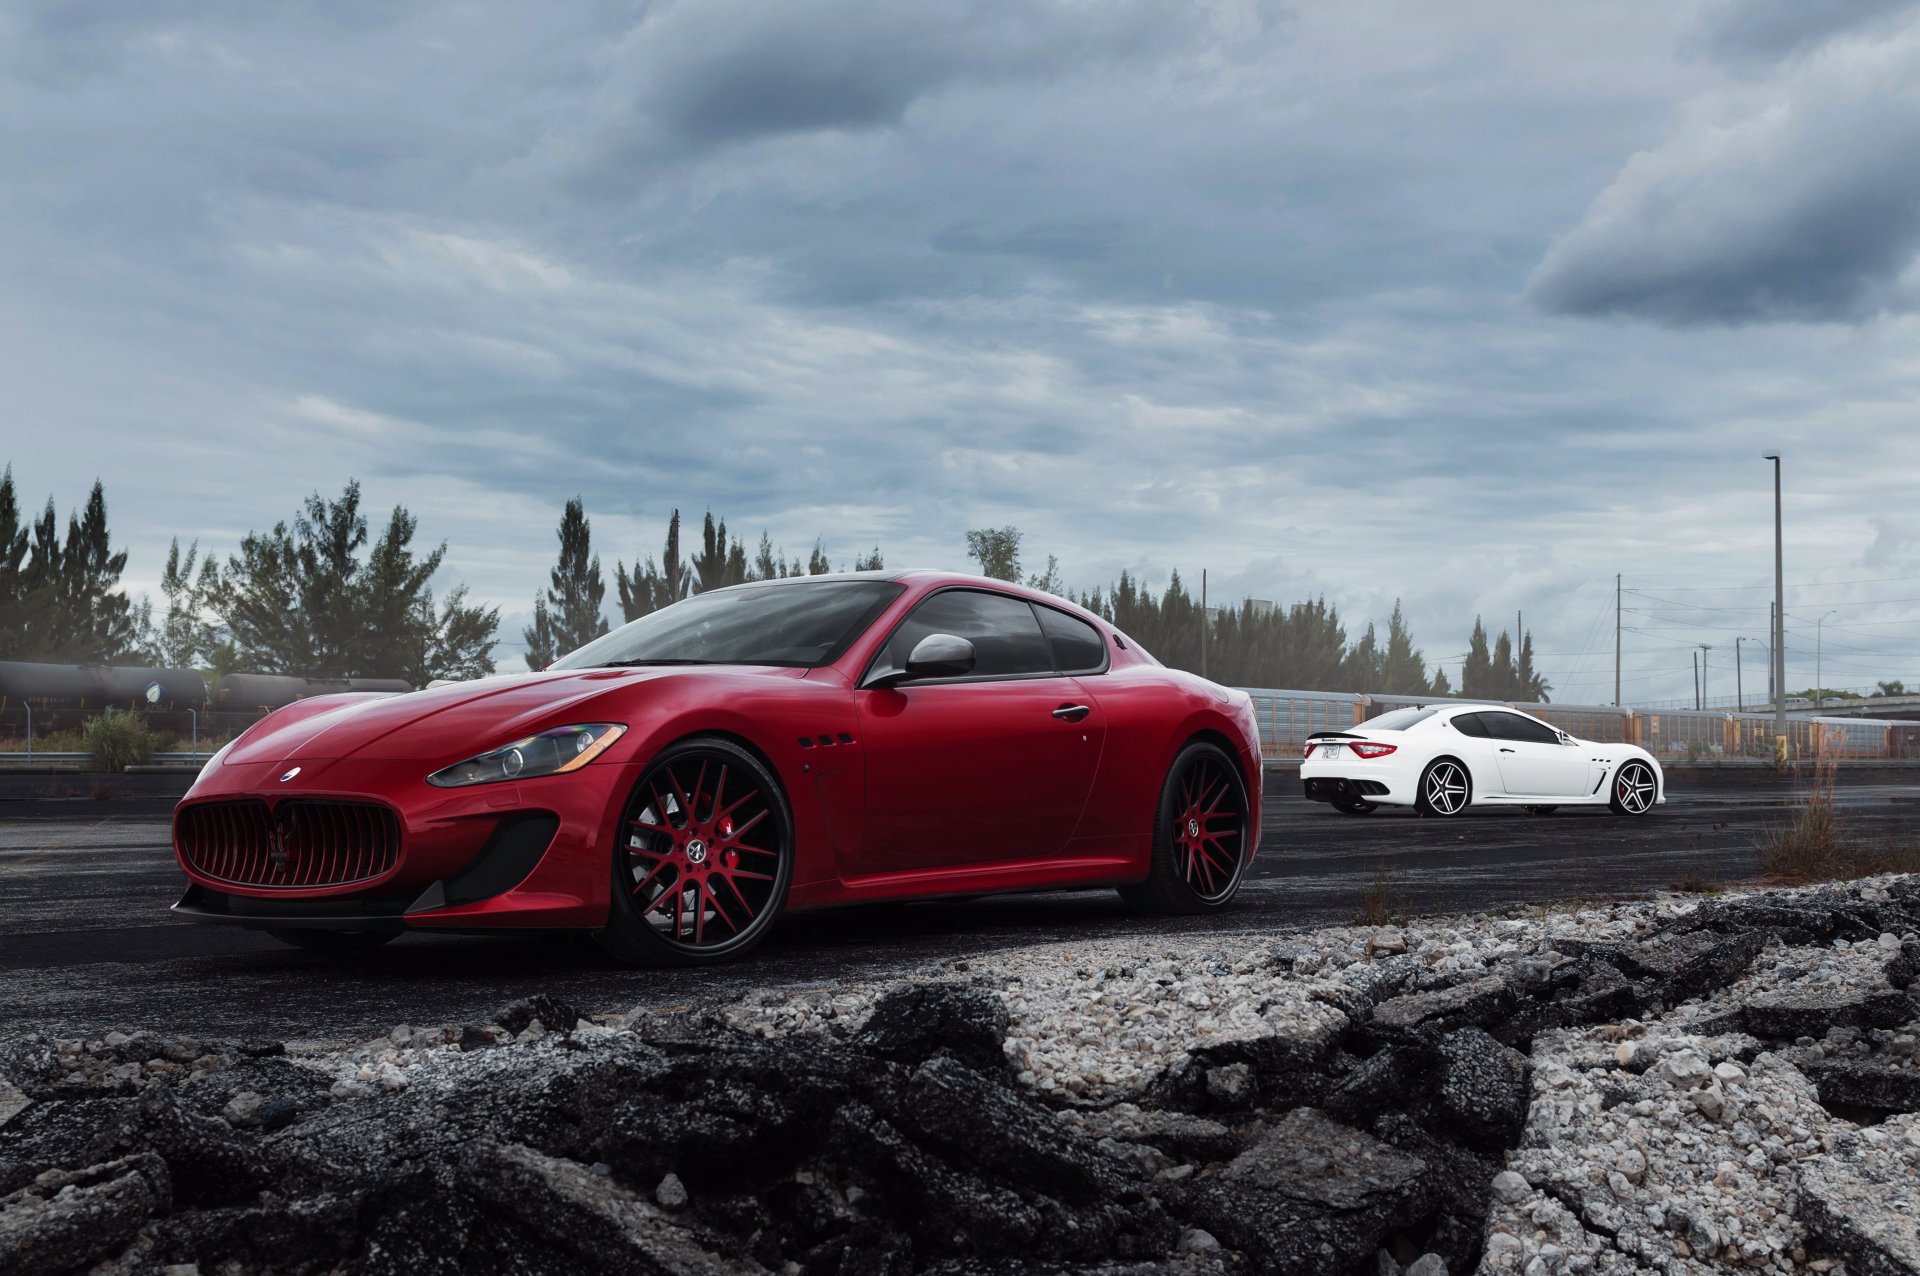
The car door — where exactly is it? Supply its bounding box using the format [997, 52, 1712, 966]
[1483, 712, 1594, 797]
[856, 589, 1106, 874]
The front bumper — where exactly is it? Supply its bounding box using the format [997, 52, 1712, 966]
[171, 753, 635, 931]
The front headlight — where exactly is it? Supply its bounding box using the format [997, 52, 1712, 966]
[426, 723, 627, 788]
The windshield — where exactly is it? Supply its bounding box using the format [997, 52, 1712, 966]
[1366, 707, 1439, 730]
[551, 580, 904, 670]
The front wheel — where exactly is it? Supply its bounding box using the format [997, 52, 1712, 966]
[596, 737, 795, 966]
[1415, 759, 1472, 817]
[1609, 761, 1658, 816]
[1118, 740, 1251, 915]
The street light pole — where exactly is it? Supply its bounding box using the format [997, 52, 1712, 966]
[1765, 455, 1786, 742]
[1697, 644, 1712, 708]
[1735, 636, 1743, 712]
[1817, 609, 1837, 712]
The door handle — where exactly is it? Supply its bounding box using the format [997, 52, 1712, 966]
[1052, 704, 1091, 722]
[1499, 747, 1516, 753]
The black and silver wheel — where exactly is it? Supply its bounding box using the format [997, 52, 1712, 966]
[1332, 798, 1378, 816]
[266, 929, 399, 953]
[1118, 740, 1251, 914]
[597, 737, 794, 966]
[1609, 760, 1657, 816]
[1415, 758, 1471, 817]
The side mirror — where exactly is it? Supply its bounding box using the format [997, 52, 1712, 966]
[870, 633, 976, 687]
[1558, 730, 1576, 745]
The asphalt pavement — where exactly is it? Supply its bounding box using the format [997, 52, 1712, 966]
[4, 779, 1918, 1043]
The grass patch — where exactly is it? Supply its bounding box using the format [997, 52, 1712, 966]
[1352, 866, 1410, 928]
[1758, 740, 1920, 883]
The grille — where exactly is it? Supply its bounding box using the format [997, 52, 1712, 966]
[177, 800, 402, 889]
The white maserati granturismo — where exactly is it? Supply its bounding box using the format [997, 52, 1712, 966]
[1299, 704, 1664, 817]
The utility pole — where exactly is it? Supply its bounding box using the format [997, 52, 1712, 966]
[1735, 636, 1744, 712]
[1615, 573, 1622, 707]
[1200, 569, 1208, 680]
[1693, 651, 1700, 710]
[1765, 454, 1786, 743]
[1697, 644, 1712, 708]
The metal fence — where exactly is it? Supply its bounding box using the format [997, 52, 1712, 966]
[1233, 690, 1920, 763]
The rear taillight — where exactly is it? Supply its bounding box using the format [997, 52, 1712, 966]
[1303, 741, 1316, 759]
[1349, 742, 1398, 759]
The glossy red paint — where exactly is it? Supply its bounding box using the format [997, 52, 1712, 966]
[170, 571, 1264, 945]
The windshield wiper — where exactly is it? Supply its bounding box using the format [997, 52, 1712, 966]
[595, 658, 721, 667]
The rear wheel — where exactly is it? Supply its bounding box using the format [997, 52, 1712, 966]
[1332, 798, 1378, 816]
[1118, 740, 1251, 915]
[1609, 761, 1657, 816]
[266, 929, 398, 953]
[1415, 758, 1472, 817]
[596, 737, 794, 966]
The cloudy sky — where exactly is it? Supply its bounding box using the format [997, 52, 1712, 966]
[4, 0, 1918, 702]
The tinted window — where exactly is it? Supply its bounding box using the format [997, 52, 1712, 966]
[1484, 712, 1562, 744]
[552, 580, 902, 669]
[874, 590, 1055, 680]
[1367, 707, 1438, 731]
[1450, 713, 1490, 738]
[1035, 605, 1108, 674]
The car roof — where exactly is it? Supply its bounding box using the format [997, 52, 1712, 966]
[711, 568, 1099, 612]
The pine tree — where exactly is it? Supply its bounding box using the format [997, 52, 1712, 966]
[0, 468, 41, 657]
[1026, 555, 1063, 596]
[151, 539, 221, 669]
[807, 541, 831, 575]
[614, 509, 688, 621]
[208, 481, 498, 680]
[1491, 630, 1515, 700]
[524, 497, 608, 669]
[1517, 630, 1550, 703]
[965, 527, 1022, 582]
[690, 512, 749, 593]
[853, 547, 884, 572]
[752, 532, 781, 581]
[1461, 618, 1494, 697]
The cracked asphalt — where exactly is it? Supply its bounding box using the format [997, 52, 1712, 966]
[4, 775, 1918, 1044]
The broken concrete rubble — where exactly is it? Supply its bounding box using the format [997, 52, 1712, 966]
[1, 875, 1917, 1274]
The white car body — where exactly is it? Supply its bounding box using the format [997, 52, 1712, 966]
[1298, 703, 1665, 815]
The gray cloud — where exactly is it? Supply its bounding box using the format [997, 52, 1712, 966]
[3, 2, 1919, 697]
[1529, 28, 1920, 325]
[1690, 0, 1919, 66]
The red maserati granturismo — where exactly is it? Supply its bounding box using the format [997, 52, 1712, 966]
[171, 571, 1264, 964]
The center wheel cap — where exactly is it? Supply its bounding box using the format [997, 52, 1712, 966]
[685, 839, 708, 865]
[1186, 818, 1200, 838]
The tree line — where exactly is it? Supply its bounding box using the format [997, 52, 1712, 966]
[0, 466, 1551, 700]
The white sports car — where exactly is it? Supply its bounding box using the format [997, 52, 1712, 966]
[1299, 704, 1664, 817]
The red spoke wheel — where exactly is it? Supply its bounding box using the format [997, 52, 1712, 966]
[1118, 740, 1251, 915]
[596, 737, 794, 966]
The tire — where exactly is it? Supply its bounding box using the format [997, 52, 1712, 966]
[266, 929, 399, 953]
[1526, 805, 1559, 816]
[595, 736, 795, 966]
[1117, 740, 1252, 915]
[1332, 798, 1378, 816]
[1609, 760, 1658, 816]
[1415, 758, 1472, 817]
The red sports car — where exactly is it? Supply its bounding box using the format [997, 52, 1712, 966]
[171, 572, 1264, 964]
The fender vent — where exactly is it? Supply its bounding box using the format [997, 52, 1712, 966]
[797, 733, 857, 749]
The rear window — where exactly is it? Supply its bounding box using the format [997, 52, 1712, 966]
[1365, 707, 1438, 731]
[1450, 713, 1491, 738]
[1035, 605, 1109, 674]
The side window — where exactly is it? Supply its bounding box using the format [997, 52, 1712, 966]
[876, 590, 1057, 680]
[1487, 713, 1561, 744]
[1451, 713, 1490, 738]
[1035, 605, 1109, 674]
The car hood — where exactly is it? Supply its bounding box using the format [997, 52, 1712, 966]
[224, 666, 808, 766]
